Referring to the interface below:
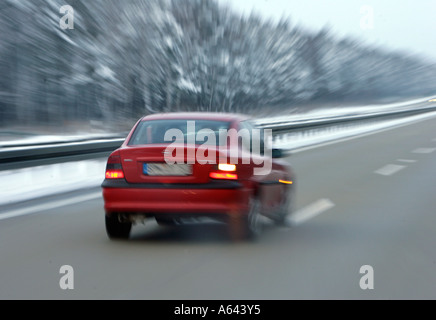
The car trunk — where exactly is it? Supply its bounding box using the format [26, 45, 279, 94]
[119, 144, 221, 184]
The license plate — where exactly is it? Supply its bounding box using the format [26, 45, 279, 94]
[143, 163, 192, 176]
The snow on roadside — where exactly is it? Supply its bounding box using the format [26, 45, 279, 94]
[0, 159, 107, 206]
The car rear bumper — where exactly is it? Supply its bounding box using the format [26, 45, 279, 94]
[102, 179, 250, 216]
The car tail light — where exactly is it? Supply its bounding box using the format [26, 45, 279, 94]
[218, 164, 236, 172]
[209, 172, 238, 180]
[209, 164, 238, 180]
[105, 155, 125, 179]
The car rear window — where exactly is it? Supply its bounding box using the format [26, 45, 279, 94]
[128, 119, 232, 146]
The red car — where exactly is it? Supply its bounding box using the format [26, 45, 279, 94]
[102, 113, 295, 240]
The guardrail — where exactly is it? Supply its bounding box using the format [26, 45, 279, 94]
[1, 99, 435, 170]
[0, 138, 126, 170]
[255, 104, 436, 133]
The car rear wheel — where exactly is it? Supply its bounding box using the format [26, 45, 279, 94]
[105, 214, 132, 240]
[229, 197, 262, 241]
[274, 190, 293, 226]
[246, 197, 263, 238]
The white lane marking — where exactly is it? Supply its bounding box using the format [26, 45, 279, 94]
[375, 164, 406, 176]
[397, 159, 417, 163]
[288, 199, 335, 226]
[412, 148, 436, 154]
[0, 192, 102, 221]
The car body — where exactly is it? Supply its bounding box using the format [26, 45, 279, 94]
[102, 112, 295, 240]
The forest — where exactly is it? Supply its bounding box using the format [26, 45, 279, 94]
[1, 0, 435, 131]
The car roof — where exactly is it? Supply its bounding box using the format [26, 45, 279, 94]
[141, 112, 251, 122]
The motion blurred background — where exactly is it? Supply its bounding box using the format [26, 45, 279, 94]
[1, 1, 436, 300]
[0, 0, 435, 134]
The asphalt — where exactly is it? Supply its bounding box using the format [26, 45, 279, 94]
[1, 114, 436, 300]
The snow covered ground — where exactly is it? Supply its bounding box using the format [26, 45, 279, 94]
[0, 159, 107, 206]
[1, 98, 436, 206]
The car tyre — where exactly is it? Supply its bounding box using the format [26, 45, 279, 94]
[274, 190, 293, 227]
[246, 197, 263, 238]
[229, 197, 262, 241]
[105, 214, 132, 240]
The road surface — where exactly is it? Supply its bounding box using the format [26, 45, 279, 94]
[1, 115, 436, 300]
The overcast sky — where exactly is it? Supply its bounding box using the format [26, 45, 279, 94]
[217, 0, 436, 62]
